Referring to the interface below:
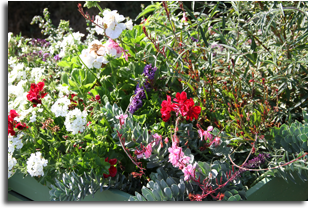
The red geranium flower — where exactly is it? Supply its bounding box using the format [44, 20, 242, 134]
[103, 157, 117, 178]
[184, 98, 201, 121]
[8, 109, 28, 136]
[160, 91, 201, 122]
[15, 122, 28, 130]
[160, 95, 174, 122]
[26, 81, 47, 107]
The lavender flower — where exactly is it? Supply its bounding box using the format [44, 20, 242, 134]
[243, 153, 271, 169]
[129, 64, 157, 114]
[191, 37, 198, 42]
[54, 54, 61, 61]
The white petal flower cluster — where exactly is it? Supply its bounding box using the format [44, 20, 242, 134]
[8, 153, 17, 178]
[94, 10, 133, 39]
[26, 152, 48, 177]
[64, 108, 88, 134]
[8, 133, 24, 178]
[56, 32, 85, 58]
[51, 96, 71, 117]
[79, 39, 126, 69]
[8, 133, 24, 154]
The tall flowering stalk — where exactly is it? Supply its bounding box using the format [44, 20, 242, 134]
[129, 64, 157, 114]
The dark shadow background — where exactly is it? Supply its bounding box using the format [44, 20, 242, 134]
[8, 1, 152, 38]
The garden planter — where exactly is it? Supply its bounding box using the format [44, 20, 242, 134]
[246, 172, 308, 201]
[8, 172, 131, 201]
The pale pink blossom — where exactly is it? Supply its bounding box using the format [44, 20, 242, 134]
[152, 133, 162, 146]
[104, 38, 128, 61]
[198, 126, 213, 141]
[115, 114, 128, 126]
[182, 162, 197, 181]
[168, 142, 190, 168]
[211, 136, 221, 147]
[144, 143, 152, 158]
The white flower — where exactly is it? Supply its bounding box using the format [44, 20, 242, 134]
[57, 85, 71, 97]
[8, 32, 13, 42]
[106, 24, 125, 39]
[94, 15, 105, 35]
[26, 152, 48, 177]
[29, 111, 37, 123]
[8, 153, 17, 178]
[97, 10, 127, 39]
[31, 67, 45, 83]
[51, 96, 71, 117]
[8, 133, 24, 154]
[64, 108, 88, 134]
[80, 49, 96, 69]
[125, 19, 133, 30]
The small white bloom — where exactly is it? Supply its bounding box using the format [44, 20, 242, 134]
[26, 152, 48, 177]
[8, 153, 17, 178]
[8, 133, 24, 154]
[125, 19, 133, 30]
[29, 111, 37, 123]
[80, 49, 96, 69]
[64, 108, 88, 134]
[51, 96, 71, 117]
[8, 32, 13, 42]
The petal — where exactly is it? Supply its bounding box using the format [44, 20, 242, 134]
[207, 126, 213, 131]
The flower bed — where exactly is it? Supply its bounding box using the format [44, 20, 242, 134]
[8, 1, 308, 201]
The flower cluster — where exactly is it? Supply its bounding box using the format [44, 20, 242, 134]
[243, 153, 271, 169]
[8, 133, 24, 154]
[26, 152, 48, 177]
[198, 125, 221, 147]
[51, 96, 71, 117]
[8, 153, 17, 178]
[8, 110, 28, 136]
[135, 143, 152, 159]
[129, 64, 157, 114]
[103, 157, 117, 178]
[29, 38, 50, 48]
[161, 91, 201, 122]
[94, 10, 133, 39]
[168, 141, 197, 181]
[80, 39, 127, 69]
[26, 81, 48, 107]
[64, 108, 88, 134]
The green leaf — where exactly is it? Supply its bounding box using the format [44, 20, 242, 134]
[170, 184, 179, 198]
[135, 3, 161, 21]
[163, 187, 173, 200]
[227, 194, 241, 201]
[57, 60, 71, 68]
[61, 73, 69, 85]
[141, 186, 157, 201]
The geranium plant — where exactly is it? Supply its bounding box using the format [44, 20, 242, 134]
[8, 1, 308, 201]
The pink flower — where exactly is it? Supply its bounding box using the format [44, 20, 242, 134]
[164, 137, 169, 144]
[198, 126, 213, 141]
[115, 114, 128, 127]
[152, 133, 162, 146]
[182, 162, 197, 181]
[168, 142, 190, 168]
[212, 136, 221, 147]
[144, 143, 152, 158]
[105, 38, 129, 61]
[135, 143, 152, 159]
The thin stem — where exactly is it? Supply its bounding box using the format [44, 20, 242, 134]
[228, 152, 307, 172]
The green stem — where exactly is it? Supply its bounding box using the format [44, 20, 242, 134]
[96, 2, 104, 14]
[78, 56, 102, 86]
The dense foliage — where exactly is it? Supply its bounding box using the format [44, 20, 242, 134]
[8, 1, 308, 201]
